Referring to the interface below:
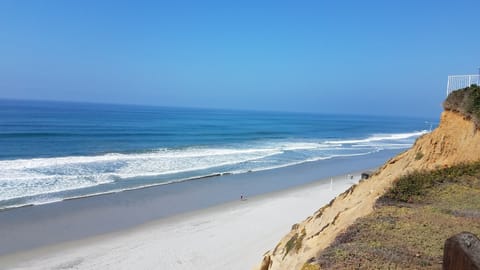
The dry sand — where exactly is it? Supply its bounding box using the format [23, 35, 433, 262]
[0, 173, 361, 270]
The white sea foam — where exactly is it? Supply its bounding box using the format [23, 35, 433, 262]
[0, 131, 426, 205]
[0, 147, 282, 201]
[324, 130, 427, 145]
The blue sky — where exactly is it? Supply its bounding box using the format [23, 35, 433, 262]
[0, 1, 479, 117]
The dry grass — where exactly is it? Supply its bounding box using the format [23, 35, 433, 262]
[312, 163, 480, 269]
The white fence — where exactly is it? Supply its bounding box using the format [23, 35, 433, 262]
[447, 75, 480, 96]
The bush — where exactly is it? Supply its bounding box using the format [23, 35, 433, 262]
[443, 85, 480, 128]
[385, 162, 480, 202]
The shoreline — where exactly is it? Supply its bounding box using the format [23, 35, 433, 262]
[0, 171, 365, 270]
[0, 149, 402, 213]
[0, 149, 401, 256]
[0, 149, 403, 269]
[0, 151, 385, 212]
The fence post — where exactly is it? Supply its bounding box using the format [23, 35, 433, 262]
[447, 76, 451, 96]
[443, 232, 480, 270]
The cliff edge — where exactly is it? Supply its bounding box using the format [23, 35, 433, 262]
[258, 86, 480, 270]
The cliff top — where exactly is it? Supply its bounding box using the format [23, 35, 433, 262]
[443, 84, 480, 128]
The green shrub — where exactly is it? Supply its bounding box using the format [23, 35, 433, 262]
[284, 233, 298, 259]
[385, 162, 480, 202]
[283, 229, 307, 259]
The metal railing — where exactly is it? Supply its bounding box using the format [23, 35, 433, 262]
[446, 75, 480, 96]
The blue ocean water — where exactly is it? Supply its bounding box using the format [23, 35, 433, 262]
[0, 99, 433, 210]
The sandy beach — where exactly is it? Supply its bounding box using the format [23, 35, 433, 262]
[0, 1, 466, 269]
[0, 171, 361, 270]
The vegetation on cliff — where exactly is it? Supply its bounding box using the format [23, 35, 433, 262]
[309, 162, 480, 269]
[443, 84, 480, 128]
[259, 92, 480, 270]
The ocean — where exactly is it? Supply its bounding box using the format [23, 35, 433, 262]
[0, 99, 432, 210]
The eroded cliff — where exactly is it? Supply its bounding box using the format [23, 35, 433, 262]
[258, 108, 480, 270]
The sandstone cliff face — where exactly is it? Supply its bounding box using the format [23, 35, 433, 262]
[258, 111, 480, 270]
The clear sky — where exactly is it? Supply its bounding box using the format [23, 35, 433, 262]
[0, 1, 479, 117]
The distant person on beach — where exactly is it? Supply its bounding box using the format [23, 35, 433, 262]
[241, 195, 247, 201]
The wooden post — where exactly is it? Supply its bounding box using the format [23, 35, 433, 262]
[443, 232, 480, 270]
